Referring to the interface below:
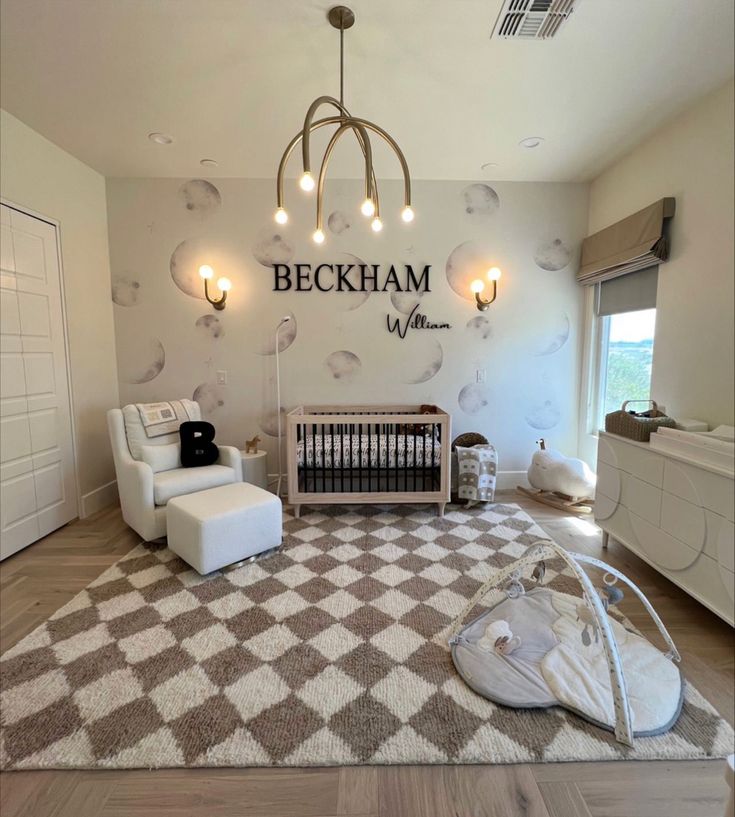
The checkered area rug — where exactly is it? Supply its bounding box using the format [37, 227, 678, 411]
[1, 503, 732, 769]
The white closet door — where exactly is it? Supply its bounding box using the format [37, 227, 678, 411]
[0, 203, 77, 559]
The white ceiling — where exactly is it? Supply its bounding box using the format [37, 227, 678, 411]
[1, 0, 733, 182]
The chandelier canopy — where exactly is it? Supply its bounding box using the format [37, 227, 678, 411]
[275, 5, 413, 243]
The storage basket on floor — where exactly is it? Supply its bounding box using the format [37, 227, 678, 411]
[604, 400, 676, 442]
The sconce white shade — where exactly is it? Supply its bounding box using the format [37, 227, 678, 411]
[488, 266, 502, 281]
[361, 198, 375, 217]
[274, 207, 288, 224]
[470, 279, 485, 294]
[312, 229, 325, 244]
[401, 206, 415, 223]
[371, 217, 383, 233]
[217, 277, 232, 292]
[199, 264, 214, 280]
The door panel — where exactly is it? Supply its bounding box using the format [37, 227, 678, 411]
[0, 203, 77, 559]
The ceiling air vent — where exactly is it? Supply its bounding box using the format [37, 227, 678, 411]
[492, 0, 579, 40]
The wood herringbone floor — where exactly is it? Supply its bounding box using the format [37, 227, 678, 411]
[1, 492, 732, 817]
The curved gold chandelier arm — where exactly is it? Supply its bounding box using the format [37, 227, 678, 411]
[347, 117, 412, 207]
[315, 122, 375, 230]
[301, 96, 349, 173]
[277, 115, 379, 213]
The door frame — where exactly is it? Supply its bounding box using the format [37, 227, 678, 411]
[1, 196, 81, 522]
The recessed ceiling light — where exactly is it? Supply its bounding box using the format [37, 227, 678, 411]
[519, 136, 544, 149]
[148, 132, 173, 145]
[481, 162, 498, 170]
[200, 158, 219, 167]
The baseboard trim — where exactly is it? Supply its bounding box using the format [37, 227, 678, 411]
[81, 480, 118, 518]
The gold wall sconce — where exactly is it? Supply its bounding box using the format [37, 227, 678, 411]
[471, 267, 502, 311]
[199, 265, 232, 310]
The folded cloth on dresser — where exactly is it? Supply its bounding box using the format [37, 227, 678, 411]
[297, 433, 442, 469]
[136, 400, 196, 438]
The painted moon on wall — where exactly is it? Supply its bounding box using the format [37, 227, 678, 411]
[259, 408, 286, 438]
[111, 275, 142, 307]
[525, 399, 561, 429]
[396, 336, 443, 384]
[390, 290, 425, 315]
[458, 383, 489, 415]
[119, 337, 165, 384]
[325, 350, 362, 383]
[461, 183, 500, 220]
[466, 315, 492, 340]
[169, 239, 210, 299]
[195, 314, 224, 339]
[178, 179, 221, 218]
[193, 382, 225, 415]
[256, 311, 297, 355]
[446, 241, 494, 302]
[534, 238, 571, 271]
[530, 313, 570, 356]
[252, 228, 295, 268]
[328, 210, 351, 235]
[331, 253, 371, 311]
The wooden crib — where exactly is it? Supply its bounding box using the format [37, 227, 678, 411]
[286, 405, 451, 517]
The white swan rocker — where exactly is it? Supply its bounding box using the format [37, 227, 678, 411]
[517, 438, 596, 515]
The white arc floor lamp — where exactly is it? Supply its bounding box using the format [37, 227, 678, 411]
[274, 316, 291, 498]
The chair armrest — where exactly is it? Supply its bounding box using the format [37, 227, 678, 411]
[217, 445, 243, 481]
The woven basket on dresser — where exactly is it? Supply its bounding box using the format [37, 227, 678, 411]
[604, 400, 677, 442]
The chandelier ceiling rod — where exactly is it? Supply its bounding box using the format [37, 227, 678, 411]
[273, 5, 414, 242]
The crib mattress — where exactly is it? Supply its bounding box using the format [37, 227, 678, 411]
[296, 433, 441, 469]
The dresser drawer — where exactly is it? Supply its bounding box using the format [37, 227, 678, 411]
[663, 459, 735, 522]
[598, 433, 664, 487]
[660, 492, 706, 553]
[621, 473, 662, 526]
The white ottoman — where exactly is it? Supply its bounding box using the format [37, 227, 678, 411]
[167, 482, 282, 574]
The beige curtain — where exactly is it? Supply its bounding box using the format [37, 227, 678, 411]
[577, 198, 675, 285]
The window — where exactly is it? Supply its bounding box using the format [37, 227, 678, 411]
[594, 308, 656, 430]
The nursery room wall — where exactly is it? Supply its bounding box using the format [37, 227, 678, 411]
[106, 178, 589, 483]
[588, 80, 735, 428]
[0, 109, 120, 515]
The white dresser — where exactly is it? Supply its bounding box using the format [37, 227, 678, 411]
[595, 431, 734, 626]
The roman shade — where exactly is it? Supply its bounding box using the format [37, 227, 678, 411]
[578, 198, 675, 285]
[596, 266, 658, 316]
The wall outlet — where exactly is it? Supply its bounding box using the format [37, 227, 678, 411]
[216, 370, 227, 385]
[475, 368, 487, 384]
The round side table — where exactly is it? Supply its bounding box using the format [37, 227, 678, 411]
[240, 449, 268, 490]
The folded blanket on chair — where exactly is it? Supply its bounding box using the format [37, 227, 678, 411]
[136, 400, 196, 438]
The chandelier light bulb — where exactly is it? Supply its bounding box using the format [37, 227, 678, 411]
[361, 198, 375, 217]
[487, 266, 502, 281]
[299, 171, 315, 192]
[274, 207, 288, 225]
[198, 264, 214, 280]
[401, 205, 415, 223]
[371, 217, 383, 233]
[470, 279, 485, 294]
[217, 277, 232, 292]
[312, 228, 325, 244]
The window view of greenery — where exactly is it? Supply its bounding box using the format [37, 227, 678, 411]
[602, 309, 656, 418]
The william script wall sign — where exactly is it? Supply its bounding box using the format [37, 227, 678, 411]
[272, 262, 451, 339]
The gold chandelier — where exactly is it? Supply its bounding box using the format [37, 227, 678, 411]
[274, 5, 413, 244]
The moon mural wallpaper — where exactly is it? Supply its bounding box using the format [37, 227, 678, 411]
[107, 177, 588, 476]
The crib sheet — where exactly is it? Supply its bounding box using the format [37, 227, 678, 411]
[296, 433, 441, 469]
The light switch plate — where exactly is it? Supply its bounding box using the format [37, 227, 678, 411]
[216, 370, 227, 385]
[476, 368, 487, 384]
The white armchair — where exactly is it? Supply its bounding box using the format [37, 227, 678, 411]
[108, 400, 242, 541]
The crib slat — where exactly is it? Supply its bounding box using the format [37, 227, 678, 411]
[330, 422, 335, 495]
[311, 423, 317, 494]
